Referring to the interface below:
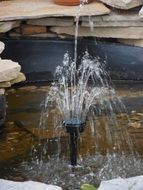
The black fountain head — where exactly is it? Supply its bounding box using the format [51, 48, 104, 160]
[62, 118, 86, 166]
[63, 118, 85, 133]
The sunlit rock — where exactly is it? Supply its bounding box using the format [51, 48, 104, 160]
[98, 176, 143, 190]
[10, 72, 26, 85]
[0, 179, 62, 190]
[0, 59, 21, 82]
[0, 0, 110, 21]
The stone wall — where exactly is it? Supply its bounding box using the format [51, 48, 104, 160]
[0, 0, 143, 47]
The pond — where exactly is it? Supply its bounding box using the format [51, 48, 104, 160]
[0, 82, 143, 189]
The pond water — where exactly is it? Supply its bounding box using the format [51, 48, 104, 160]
[0, 83, 143, 189]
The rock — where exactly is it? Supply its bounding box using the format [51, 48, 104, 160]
[98, 176, 143, 190]
[0, 89, 5, 95]
[81, 10, 143, 27]
[0, 81, 11, 88]
[0, 0, 110, 21]
[118, 39, 143, 47]
[0, 59, 21, 82]
[8, 32, 21, 38]
[0, 179, 63, 190]
[82, 20, 143, 27]
[29, 33, 58, 38]
[21, 24, 47, 35]
[139, 6, 143, 18]
[0, 41, 5, 54]
[81, 10, 142, 22]
[27, 17, 74, 26]
[0, 92, 6, 134]
[29, 33, 57, 38]
[9, 31, 58, 38]
[100, 0, 143, 10]
[0, 21, 20, 33]
[51, 26, 143, 39]
[10, 72, 26, 85]
[128, 121, 141, 128]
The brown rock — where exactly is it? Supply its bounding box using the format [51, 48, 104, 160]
[100, 0, 143, 10]
[21, 24, 47, 35]
[0, 0, 110, 21]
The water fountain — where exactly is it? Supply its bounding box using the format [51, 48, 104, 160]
[1, 1, 143, 190]
[39, 48, 131, 166]
[22, 1, 143, 189]
[37, 0, 132, 168]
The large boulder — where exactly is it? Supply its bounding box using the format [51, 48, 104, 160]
[100, 0, 143, 9]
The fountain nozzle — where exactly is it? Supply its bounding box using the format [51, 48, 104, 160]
[63, 118, 85, 166]
[63, 118, 85, 133]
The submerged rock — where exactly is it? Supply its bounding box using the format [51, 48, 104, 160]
[0, 179, 63, 190]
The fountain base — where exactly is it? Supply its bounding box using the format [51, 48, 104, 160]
[63, 119, 85, 166]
